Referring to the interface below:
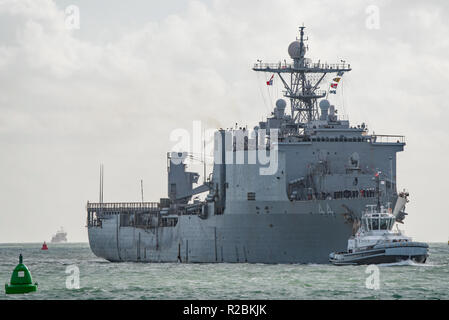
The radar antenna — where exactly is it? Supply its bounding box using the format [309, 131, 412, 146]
[253, 26, 351, 127]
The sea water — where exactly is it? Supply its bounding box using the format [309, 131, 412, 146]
[0, 243, 447, 300]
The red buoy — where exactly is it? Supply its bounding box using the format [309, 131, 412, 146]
[41, 242, 48, 250]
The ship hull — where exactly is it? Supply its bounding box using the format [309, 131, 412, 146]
[89, 209, 357, 264]
[51, 240, 67, 244]
[329, 242, 429, 265]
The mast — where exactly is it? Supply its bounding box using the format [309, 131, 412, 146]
[375, 171, 381, 211]
[99, 164, 104, 203]
[140, 179, 144, 203]
[203, 135, 206, 184]
[252, 26, 351, 127]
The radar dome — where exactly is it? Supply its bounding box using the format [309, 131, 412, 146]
[274, 99, 286, 118]
[319, 100, 330, 121]
[288, 41, 302, 59]
[276, 99, 287, 109]
[319, 99, 330, 110]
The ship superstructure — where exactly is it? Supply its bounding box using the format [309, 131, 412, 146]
[87, 27, 407, 263]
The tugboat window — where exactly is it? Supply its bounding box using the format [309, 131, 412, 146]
[372, 218, 379, 230]
[380, 218, 388, 230]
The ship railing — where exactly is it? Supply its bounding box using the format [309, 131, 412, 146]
[87, 202, 160, 210]
[253, 62, 292, 69]
[253, 62, 350, 71]
[285, 90, 327, 99]
[371, 135, 405, 144]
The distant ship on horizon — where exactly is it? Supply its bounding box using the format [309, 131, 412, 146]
[51, 227, 67, 243]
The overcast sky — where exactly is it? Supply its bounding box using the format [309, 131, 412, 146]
[0, 0, 448, 242]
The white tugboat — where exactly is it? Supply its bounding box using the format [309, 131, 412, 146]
[329, 179, 428, 265]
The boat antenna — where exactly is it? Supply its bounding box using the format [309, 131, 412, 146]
[388, 156, 393, 205]
[375, 171, 381, 211]
[203, 131, 206, 184]
[102, 164, 104, 203]
[99, 164, 104, 203]
[140, 179, 144, 203]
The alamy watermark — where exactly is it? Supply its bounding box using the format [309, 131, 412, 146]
[365, 5, 380, 30]
[169, 121, 279, 176]
[65, 5, 80, 30]
[365, 265, 380, 290]
[65, 265, 80, 289]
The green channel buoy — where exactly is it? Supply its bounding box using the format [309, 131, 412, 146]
[5, 254, 38, 294]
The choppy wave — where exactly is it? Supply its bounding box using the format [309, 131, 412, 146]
[0, 242, 448, 300]
[377, 259, 439, 267]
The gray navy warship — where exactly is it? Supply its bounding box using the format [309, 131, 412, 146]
[87, 26, 408, 263]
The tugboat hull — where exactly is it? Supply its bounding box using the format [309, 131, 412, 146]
[329, 242, 428, 265]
